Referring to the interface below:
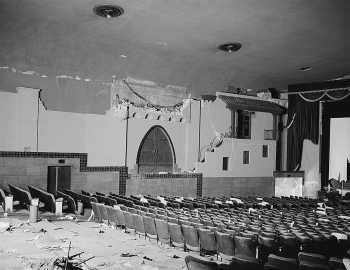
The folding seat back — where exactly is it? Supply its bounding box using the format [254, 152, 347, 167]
[179, 219, 192, 226]
[146, 212, 156, 218]
[124, 211, 135, 232]
[98, 203, 109, 222]
[298, 252, 328, 265]
[143, 215, 157, 239]
[157, 209, 166, 216]
[119, 205, 127, 211]
[182, 224, 199, 251]
[232, 256, 262, 270]
[191, 222, 204, 229]
[0, 188, 6, 204]
[8, 184, 32, 208]
[57, 191, 76, 214]
[215, 231, 234, 259]
[205, 226, 218, 232]
[115, 208, 126, 227]
[278, 235, 298, 258]
[261, 231, 276, 238]
[197, 228, 217, 256]
[133, 213, 145, 237]
[106, 206, 117, 225]
[258, 235, 278, 264]
[234, 235, 257, 259]
[156, 214, 167, 220]
[91, 202, 101, 222]
[148, 208, 157, 214]
[201, 219, 214, 227]
[127, 207, 137, 214]
[168, 216, 179, 224]
[168, 222, 184, 247]
[155, 218, 170, 244]
[264, 254, 298, 270]
[185, 255, 220, 270]
[190, 217, 201, 223]
[28, 185, 56, 213]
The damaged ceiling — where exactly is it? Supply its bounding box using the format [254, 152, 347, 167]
[1, 0, 350, 113]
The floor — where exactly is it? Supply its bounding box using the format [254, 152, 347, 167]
[0, 213, 195, 270]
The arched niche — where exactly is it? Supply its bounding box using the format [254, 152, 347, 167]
[136, 125, 176, 174]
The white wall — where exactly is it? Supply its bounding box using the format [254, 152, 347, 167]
[329, 117, 350, 180]
[196, 98, 276, 177]
[0, 91, 18, 150]
[0, 88, 279, 179]
[0, 88, 195, 170]
[0, 88, 39, 152]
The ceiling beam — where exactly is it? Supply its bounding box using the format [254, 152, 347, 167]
[288, 79, 350, 92]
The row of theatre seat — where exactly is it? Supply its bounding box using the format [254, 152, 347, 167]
[90, 199, 350, 270]
[0, 184, 91, 214]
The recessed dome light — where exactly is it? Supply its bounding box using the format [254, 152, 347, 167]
[218, 42, 242, 53]
[299, 66, 312, 71]
[93, 5, 124, 18]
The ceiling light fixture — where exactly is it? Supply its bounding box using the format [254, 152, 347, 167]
[299, 66, 312, 71]
[93, 5, 124, 18]
[218, 42, 242, 53]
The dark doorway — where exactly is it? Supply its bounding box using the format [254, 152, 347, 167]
[137, 126, 176, 174]
[47, 166, 71, 194]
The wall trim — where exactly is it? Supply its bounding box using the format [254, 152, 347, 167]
[0, 151, 129, 195]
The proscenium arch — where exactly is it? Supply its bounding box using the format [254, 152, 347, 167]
[136, 125, 176, 174]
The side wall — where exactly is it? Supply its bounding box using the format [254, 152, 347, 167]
[0, 88, 193, 171]
[126, 174, 200, 198]
[202, 177, 274, 197]
[0, 152, 122, 195]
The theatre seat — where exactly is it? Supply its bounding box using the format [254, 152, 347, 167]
[133, 213, 145, 237]
[123, 211, 135, 232]
[182, 224, 200, 252]
[215, 231, 234, 260]
[155, 218, 170, 244]
[197, 228, 217, 256]
[143, 215, 157, 240]
[8, 184, 32, 209]
[91, 202, 101, 222]
[185, 255, 220, 270]
[234, 235, 257, 259]
[258, 235, 278, 264]
[168, 222, 184, 248]
[263, 254, 298, 270]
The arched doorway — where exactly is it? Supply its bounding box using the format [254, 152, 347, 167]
[137, 126, 176, 174]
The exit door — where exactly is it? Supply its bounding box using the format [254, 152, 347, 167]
[47, 166, 71, 195]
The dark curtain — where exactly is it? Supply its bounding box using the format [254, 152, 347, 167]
[287, 94, 319, 171]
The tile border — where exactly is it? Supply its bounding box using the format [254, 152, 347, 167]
[0, 151, 129, 195]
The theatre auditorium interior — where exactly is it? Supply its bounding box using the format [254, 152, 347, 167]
[1, 1, 350, 270]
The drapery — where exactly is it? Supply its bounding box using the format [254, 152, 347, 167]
[287, 89, 350, 171]
[287, 94, 319, 171]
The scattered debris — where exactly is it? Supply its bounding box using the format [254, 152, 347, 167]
[52, 241, 94, 270]
[121, 253, 138, 257]
[33, 228, 47, 233]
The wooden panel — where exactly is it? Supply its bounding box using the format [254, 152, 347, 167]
[138, 126, 174, 173]
[47, 166, 57, 194]
[57, 166, 71, 191]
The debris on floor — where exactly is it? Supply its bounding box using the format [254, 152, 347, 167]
[121, 252, 138, 257]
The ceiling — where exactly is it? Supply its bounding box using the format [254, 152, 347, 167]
[1, 0, 350, 113]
